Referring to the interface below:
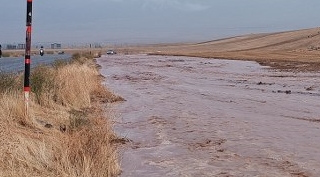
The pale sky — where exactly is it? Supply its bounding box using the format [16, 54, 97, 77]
[0, 0, 319, 44]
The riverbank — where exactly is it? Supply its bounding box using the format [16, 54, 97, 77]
[0, 53, 123, 176]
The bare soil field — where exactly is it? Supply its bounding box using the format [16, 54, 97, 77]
[98, 54, 320, 177]
[115, 27, 320, 72]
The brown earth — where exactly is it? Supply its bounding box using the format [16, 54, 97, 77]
[116, 27, 320, 72]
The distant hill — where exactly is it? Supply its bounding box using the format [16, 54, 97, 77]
[118, 27, 320, 71]
[193, 27, 320, 52]
[155, 27, 320, 59]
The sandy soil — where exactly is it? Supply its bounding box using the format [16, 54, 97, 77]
[98, 54, 320, 177]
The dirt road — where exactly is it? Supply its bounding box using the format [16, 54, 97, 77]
[98, 54, 320, 177]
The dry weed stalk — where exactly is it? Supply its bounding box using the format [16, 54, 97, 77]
[0, 55, 121, 177]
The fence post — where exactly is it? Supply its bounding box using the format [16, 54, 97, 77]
[24, 0, 33, 117]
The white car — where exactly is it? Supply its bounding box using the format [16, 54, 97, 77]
[106, 50, 116, 55]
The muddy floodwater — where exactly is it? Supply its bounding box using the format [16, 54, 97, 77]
[98, 55, 320, 177]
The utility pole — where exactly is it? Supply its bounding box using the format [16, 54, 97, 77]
[24, 0, 32, 116]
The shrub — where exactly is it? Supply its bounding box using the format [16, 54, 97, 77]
[30, 65, 55, 105]
[1, 52, 11, 57]
[71, 52, 94, 64]
[72, 53, 81, 60]
[69, 109, 89, 130]
[51, 59, 69, 69]
[0, 72, 20, 93]
[46, 51, 54, 55]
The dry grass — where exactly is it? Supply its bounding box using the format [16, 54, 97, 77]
[0, 54, 122, 177]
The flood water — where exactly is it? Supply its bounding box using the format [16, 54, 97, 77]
[98, 54, 320, 177]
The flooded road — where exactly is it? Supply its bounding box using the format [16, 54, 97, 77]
[98, 55, 320, 177]
[0, 54, 70, 73]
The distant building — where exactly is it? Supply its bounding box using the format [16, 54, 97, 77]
[94, 43, 102, 48]
[51, 43, 62, 49]
[6, 44, 17, 50]
[17, 44, 25, 49]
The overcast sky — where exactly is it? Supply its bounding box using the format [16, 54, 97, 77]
[1, 0, 320, 44]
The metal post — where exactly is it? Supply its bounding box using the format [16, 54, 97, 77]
[24, 0, 33, 116]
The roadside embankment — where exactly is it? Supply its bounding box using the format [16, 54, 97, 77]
[0, 53, 123, 176]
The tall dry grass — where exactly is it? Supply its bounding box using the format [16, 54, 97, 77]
[0, 54, 122, 177]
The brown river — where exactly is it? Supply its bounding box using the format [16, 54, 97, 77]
[97, 54, 320, 177]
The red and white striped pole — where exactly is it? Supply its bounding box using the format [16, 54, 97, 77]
[24, 0, 32, 116]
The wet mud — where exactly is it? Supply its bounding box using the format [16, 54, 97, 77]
[98, 55, 320, 177]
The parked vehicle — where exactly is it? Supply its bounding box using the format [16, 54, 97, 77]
[57, 51, 65, 55]
[106, 50, 116, 55]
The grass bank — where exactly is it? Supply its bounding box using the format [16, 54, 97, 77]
[0, 53, 123, 176]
